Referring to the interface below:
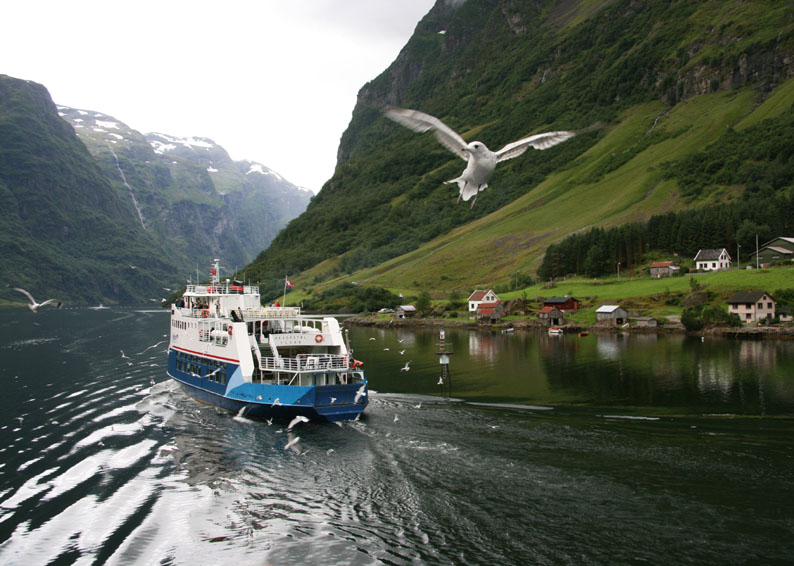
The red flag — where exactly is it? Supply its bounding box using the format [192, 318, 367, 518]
[285, 277, 294, 288]
[210, 268, 216, 275]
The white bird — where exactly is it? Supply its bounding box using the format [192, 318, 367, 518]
[368, 337, 376, 341]
[272, 398, 281, 407]
[354, 385, 367, 403]
[13, 288, 62, 312]
[285, 436, 300, 450]
[120, 350, 129, 359]
[413, 402, 422, 409]
[330, 397, 337, 404]
[393, 414, 399, 423]
[383, 348, 390, 351]
[400, 361, 411, 372]
[288, 415, 310, 430]
[137, 341, 165, 355]
[399, 349, 406, 355]
[384, 107, 577, 207]
[437, 377, 444, 385]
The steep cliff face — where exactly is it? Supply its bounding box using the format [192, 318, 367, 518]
[0, 75, 178, 304]
[243, 0, 794, 298]
[58, 108, 312, 273]
[0, 73, 312, 305]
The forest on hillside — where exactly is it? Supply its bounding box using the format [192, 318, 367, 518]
[538, 110, 794, 279]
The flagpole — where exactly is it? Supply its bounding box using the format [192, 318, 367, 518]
[283, 276, 287, 307]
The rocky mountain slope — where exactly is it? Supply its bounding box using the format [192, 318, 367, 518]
[57, 107, 312, 276]
[0, 76, 177, 304]
[0, 75, 311, 305]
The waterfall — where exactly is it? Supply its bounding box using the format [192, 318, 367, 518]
[107, 145, 146, 230]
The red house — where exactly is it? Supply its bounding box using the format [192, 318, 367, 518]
[542, 296, 579, 311]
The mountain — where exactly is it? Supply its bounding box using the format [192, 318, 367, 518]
[0, 75, 179, 304]
[0, 75, 311, 305]
[57, 107, 312, 277]
[243, 0, 794, 300]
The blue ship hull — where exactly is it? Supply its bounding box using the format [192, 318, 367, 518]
[167, 350, 367, 422]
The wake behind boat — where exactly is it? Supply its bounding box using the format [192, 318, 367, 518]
[166, 260, 368, 422]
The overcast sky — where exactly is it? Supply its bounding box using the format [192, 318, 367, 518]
[3, 0, 436, 193]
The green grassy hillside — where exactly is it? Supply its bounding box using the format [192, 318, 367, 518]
[244, 0, 794, 301]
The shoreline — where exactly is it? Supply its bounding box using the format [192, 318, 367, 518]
[343, 316, 794, 339]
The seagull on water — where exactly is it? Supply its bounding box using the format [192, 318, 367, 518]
[400, 361, 411, 372]
[384, 107, 577, 208]
[13, 288, 62, 312]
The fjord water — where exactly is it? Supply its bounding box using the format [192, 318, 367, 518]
[1, 309, 792, 565]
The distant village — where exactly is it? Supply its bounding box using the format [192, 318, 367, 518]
[376, 237, 794, 333]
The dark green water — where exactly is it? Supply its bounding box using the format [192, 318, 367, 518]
[0, 309, 792, 564]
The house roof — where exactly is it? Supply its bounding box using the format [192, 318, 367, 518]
[694, 248, 729, 261]
[398, 305, 416, 311]
[596, 305, 624, 313]
[763, 246, 794, 255]
[726, 291, 772, 304]
[468, 289, 494, 301]
[544, 296, 577, 304]
[476, 301, 502, 316]
[650, 261, 673, 268]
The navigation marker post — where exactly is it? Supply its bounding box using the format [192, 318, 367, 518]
[436, 328, 453, 398]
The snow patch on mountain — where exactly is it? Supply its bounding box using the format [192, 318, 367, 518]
[245, 161, 282, 180]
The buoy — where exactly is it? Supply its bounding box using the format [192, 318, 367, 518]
[315, 334, 324, 343]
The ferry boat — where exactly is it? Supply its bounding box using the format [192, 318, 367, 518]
[166, 259, 368, 421]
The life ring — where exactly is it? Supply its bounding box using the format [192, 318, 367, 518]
[315, 334, 324, 343]
[201, 310, 208, 318]
[228, 326, 233, 336]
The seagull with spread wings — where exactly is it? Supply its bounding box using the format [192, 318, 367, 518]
[13, 288, 62, 312]
[384, 107, 576, 208]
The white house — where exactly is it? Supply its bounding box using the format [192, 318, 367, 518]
[694, 248, 731, 271]
[726, 291, 776, 324]
[468, 289, 499, 313]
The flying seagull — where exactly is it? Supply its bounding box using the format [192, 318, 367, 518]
[13, 288, 62, 312]
[288, 415, 310, 430]
[400, 361, 411, 372]
[384, 107, 576, 207]
[354, 385, 367, 404]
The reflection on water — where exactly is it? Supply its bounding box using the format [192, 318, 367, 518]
[0, 311, 793, 564]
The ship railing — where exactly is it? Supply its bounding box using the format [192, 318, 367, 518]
[259, 354, 350, 373]
[185, 284, 258, 295]
[241, 307, 301, 319]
